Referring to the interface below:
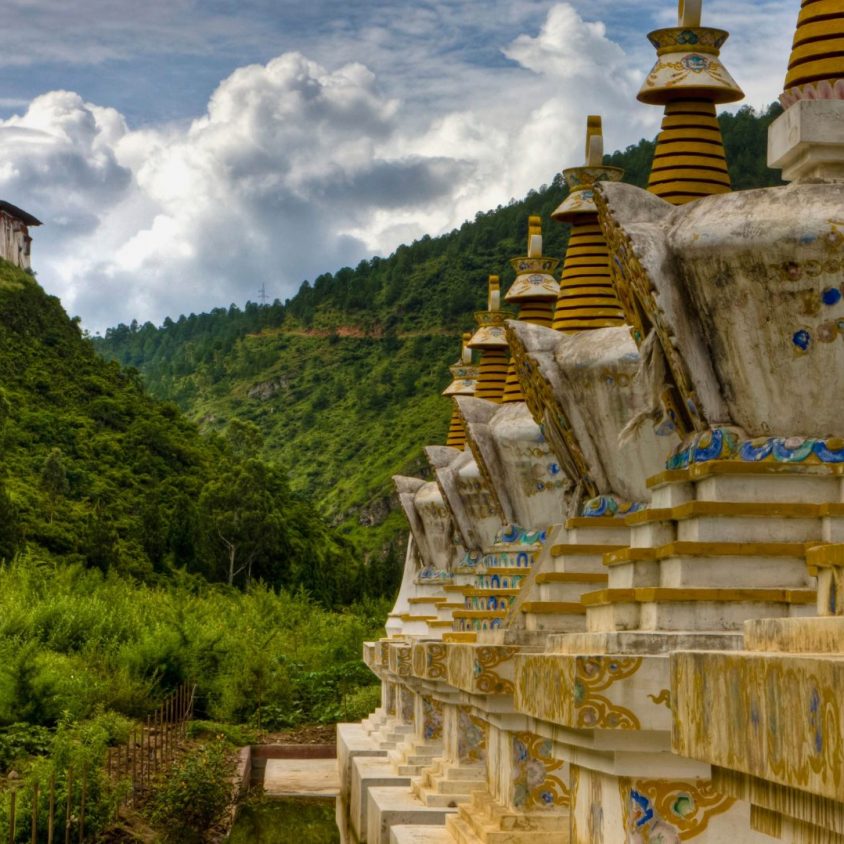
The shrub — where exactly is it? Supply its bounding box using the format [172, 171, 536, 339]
[148, 740, 234, 842]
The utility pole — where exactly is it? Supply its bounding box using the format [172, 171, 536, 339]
[258, 284, 269, 306]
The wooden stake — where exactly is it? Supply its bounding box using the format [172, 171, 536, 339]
[30, 781, 38, 844]
[64, 768, 72, 844]
[9, 788, 16, 844]
[78, 767, 86, 844]
[48, 773, 55, 844]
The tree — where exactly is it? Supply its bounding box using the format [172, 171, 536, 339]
[225, 418, 264, 460]
[40, 448, 68, 523]
[0, 483, 21, 561]
[198, 460, 286, 586]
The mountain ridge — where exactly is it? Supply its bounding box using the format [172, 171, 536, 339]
[93, 104, 784, 561]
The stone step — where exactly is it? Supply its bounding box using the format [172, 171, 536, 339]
[436, 778, 487, 795]
[446, 814, 484, 844]
[536, 571, 608, 602]
[654, 469, 842, 507]
[604, 542, 813, 590]
[450, 802, 568, 844]
[520, 601, 588, 632]
[418, 791, 473, 809]
[407, 597, 449, 607]
[397, 763, 428, 777]
[368, 786, 459, 844]
[391, 825, 455, 844]
[446, 766, 486, 782]
[626, 502, 823, 544]
[583, 587, 817, 633]
[562, 517, 630, 545]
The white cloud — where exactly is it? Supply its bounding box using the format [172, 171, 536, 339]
[0, 2, 793, 332]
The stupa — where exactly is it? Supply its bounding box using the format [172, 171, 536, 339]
[339, 0, 844, 842]
[443, 333, 478, 449]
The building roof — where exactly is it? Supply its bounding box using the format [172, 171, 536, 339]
[0, 201, 42, 227]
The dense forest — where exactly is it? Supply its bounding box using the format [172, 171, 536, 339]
[94, 104, 784, 561]
[0, 258, 393, 604]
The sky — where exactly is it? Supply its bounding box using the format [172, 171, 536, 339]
[0, 0, 797, 333]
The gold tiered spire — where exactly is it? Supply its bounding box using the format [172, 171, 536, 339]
[782, 0, 844, 107]
[443, 332, 478, 448]
[639, 0, 743, 205]
[552, 116, 626, 333]
[501, 217, 560, 403]
[468, 277, 510, 403]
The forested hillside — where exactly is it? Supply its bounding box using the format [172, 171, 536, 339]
[0, 260, 372, 604]
[94, 105, 784, 562]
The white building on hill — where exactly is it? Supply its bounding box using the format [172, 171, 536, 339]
[0, 201, 41, 270]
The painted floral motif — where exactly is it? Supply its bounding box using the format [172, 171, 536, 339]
[421, 696, 444, 741]
[582, 495, 646, 518]
[574, 656, 643, 730]
[667, 427, 844, 470]
[511, 732, 568, 810]
[426, 643, 447, 680]
[457, 707, 488, 764]
[400, 687, 415, 724]
[647, 27, 727, 51]
[620, 778, 735, 841]
[472, 646, 518, 694]
[646, 56, 732, 88]
[497, 524, 548, 546]
[418, 565, 453, 582]
[393, 645, 413, 677]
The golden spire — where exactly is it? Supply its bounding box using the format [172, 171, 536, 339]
[501, 216, 560, 403]
[639, 0, 743, 205]
[782, 0, 844, 107]
[468, 276, 510, 403]
[443, 332, 478, 448]
[552, 116, 626, 333]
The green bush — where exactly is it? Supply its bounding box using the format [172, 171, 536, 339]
[0, 723, 51, 772]
[186, 720, 258, 747]
[148, 740, 234, 843]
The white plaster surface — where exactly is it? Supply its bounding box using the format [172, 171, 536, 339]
[264, 758, 340, 797]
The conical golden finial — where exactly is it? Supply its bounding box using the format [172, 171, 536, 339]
[638, 0, 743, 106]
[639, 0, 743, 205]
[443, 332, 478, 448]
[501, 217, 560, 403]
[551, 116, 626, 333]
[468, 276, 510, 403]
[781, 0, 844, 107]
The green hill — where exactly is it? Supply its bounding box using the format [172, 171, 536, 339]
[0, 260, 366, 604]
[93, 104, 784, 563]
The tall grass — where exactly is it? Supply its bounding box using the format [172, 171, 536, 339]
[0, 554, 386, 737]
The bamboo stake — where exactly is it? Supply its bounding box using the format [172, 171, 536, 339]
[130, 729, 137, 806]
[9, 788, 16, 844]
[78, 767, 86, 844]
[31, 781, 38, 844]
[145, 717, 151, 791]
[64, 768, 72, 844]
[48, 774, 55, 844]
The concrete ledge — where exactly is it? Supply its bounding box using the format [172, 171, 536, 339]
[390, 825, 454, 844]
[351, 756, 412, 840]
[368, 787, 458, 844]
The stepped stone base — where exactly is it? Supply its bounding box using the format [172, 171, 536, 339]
[390, 826, 455, 844]
[338, 722, 389, 799]
[446, 792, 569, 844]
[351, 757, 412, 840]
[367, 787, 458, 844]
